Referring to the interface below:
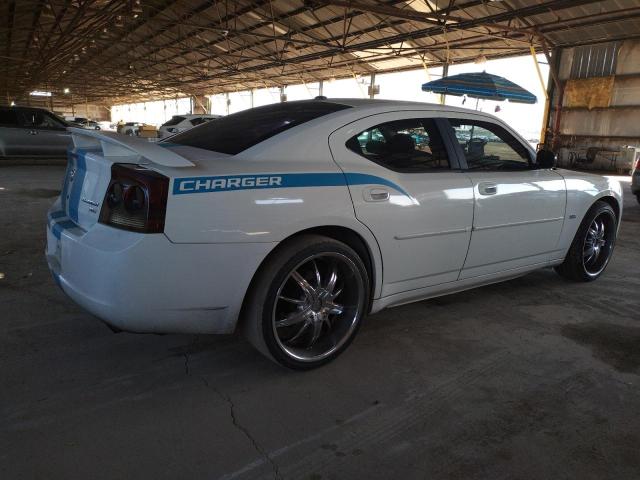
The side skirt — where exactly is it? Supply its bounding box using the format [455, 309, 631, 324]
[371, 260, 555, 313]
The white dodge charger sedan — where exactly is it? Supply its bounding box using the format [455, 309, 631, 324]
[46, 99, 622, 369]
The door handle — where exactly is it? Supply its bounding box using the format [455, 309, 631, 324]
[478, 183, 497, 195]
[363, 187, 390, 202]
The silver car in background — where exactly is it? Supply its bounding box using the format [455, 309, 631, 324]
[0, 106, 72, 157]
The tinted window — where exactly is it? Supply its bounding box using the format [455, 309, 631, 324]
[170, 101, 351, 155]
[163, 116, 186, 127]
[33, 111, 66, 128]
[0, 109, 19, 127]
[449, 119, 531, 170]
[190, 117, 207, 126]
[22, 111, 66, 129]
[346, 118, 450, 172]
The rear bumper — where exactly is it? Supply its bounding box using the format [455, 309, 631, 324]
[46, 202, 275, 334]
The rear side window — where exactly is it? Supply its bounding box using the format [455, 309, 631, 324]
[0, 109, 19, 127]
[170, 101, 351, 155]
[163, 116, 185, 127]
[346, 118, 450, 172]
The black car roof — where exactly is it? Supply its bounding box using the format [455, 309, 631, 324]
[0, 105, 54, 113]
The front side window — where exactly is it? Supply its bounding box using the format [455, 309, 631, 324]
[346, 118, 450, 172]
[449, 119, 531, 170]
[170, 101, 351, 155]
[21, 111, 66, 129]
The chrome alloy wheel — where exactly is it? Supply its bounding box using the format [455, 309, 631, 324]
[272, 252, 365, 362]
[582, 212, 615, 277]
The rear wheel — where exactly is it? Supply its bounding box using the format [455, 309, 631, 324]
[555, 201, 617, 282]
[242, 235, 369, 370]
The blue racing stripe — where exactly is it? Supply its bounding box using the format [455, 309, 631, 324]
[344, 173, 411, 197]
[51, 270, 62, 289]
[60, 162, 72, 211]
[172, 172, 411, 198]
[51, 219, 78, 240]
[67, 149, 91, 223]
[48, 210, 66, 221]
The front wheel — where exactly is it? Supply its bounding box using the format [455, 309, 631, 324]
[555, 200, 617, 282]
[242, 235, 369, 370]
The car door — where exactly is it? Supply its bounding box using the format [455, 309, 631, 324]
[0, 108, 34, 156]
[35, 111, 71, 155]
[444, 117, 566, 279]
[21, 110, 71, 156]
[329, 112, 474, 297]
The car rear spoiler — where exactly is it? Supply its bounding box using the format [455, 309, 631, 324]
[68, 127, 195, 168]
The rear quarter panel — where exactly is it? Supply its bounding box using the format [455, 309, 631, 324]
[158, 139, 385, 298]
[161, 145, 360, 244]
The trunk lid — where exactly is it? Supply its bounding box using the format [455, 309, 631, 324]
[59, 128, 194, 231]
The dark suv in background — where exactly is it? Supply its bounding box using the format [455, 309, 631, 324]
[0, 106, 72, 158]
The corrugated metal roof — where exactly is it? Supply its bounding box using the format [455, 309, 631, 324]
[2, 0, 640, 105]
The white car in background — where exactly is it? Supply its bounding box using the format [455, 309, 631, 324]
[158, 114, 222, 138]
[117, 122, 143, 136]
[46, 99, 622, 369]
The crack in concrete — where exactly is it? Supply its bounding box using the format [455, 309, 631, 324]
[183, 352, 191, 376]
[179, 337, 280, 479]
[200, 376, 282, 480]
[182, 336, 199, 376]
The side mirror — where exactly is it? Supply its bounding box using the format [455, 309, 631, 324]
[536, 149, 557, 169]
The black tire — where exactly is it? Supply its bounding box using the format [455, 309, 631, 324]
[636, 193, 640, 205]
[242, 234, 369, 370]
[554, 200, 617, 282]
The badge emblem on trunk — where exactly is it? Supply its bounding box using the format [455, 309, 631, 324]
[81, 197, 100, 213]
[81, 197, 99, 206]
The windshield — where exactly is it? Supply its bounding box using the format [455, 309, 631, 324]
[168, 101, 351, 155]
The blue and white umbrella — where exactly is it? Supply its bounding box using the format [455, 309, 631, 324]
[421, 71, 537, 104]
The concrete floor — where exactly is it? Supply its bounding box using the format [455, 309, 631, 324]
[1, 165, 639, 480]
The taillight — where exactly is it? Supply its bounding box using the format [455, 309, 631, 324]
[99, 164, 169, 233]
[635, 158, 640, 172]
